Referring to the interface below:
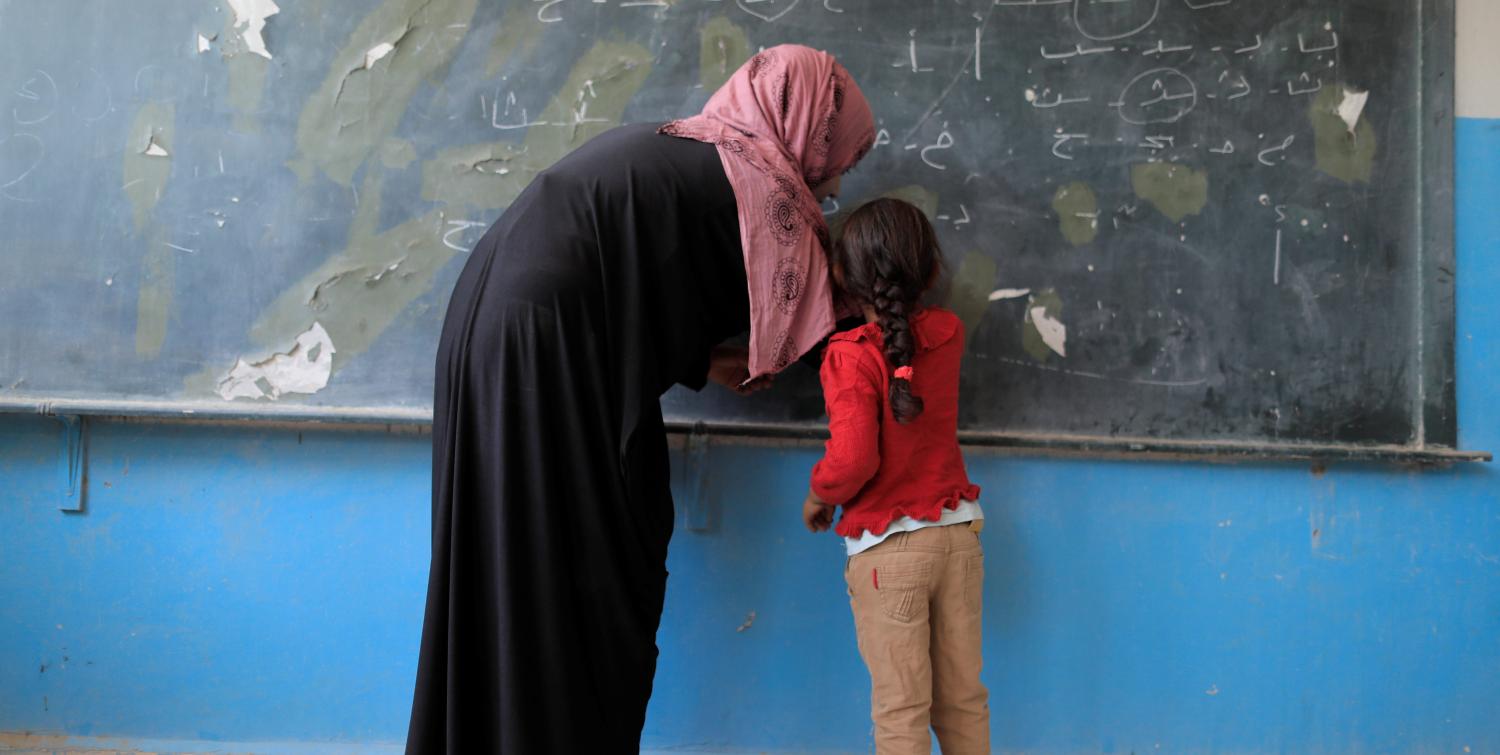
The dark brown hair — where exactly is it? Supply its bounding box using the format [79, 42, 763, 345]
[831, 198, 941, 423]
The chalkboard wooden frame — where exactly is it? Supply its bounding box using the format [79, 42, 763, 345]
[1417, 0, 1460, 450]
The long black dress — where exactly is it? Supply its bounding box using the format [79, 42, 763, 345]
[406, 123, 749, 753]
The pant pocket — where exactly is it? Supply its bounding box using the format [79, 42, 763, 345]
[963, 552, 984, 615]
[873, 561, 932, 623]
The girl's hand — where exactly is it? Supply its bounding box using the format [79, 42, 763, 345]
[708, 345, 775, 396]
[802, 491, 835, 533]
[735, 374, 774, 396]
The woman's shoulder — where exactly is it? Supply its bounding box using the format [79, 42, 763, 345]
[538, 124, 723, 185]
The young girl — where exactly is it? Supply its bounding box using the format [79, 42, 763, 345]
[802, 198, 989, 755]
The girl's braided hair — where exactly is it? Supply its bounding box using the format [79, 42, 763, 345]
[830, 198, 941, 424]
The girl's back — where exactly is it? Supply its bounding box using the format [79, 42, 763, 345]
[816, 307, 978, 539]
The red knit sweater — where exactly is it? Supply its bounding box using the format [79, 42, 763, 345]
[810, 308, 980, 538]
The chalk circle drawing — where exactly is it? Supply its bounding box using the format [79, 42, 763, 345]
[1110, 67, 1197, 125]
[13, 69, 57, 126]
[1073, 0, 1159, 42]
[132, 65, 182, 103]
[737, 0, 800, 23]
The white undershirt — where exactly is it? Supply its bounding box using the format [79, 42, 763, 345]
[843, 500, 984, 556]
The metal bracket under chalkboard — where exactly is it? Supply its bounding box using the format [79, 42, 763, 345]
[677, 423, 719, 532]
[56, 415, 87, 512]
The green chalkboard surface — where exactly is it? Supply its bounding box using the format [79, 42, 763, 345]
[0, 0, 1472, 459]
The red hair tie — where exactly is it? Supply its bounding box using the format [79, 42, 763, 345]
[894, 366, 914, 381]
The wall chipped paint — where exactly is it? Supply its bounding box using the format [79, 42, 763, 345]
[121, 103, 177, 359]
[182, 167, 440, 396]
[216, 322, 337, 400]
[1310, 85, 1377, 184]
[226, 0, 280, 60]
[949, 250, 998, 340]
[290, 0, 479, 187]
[698, 16, 750, 92]
[121, 104, 174, 233]
[193, 40, 654, 401]
[484, 2, 546, 77]
[1130, 162, 1209, 223]
[1051, 181, 1098, 246]
[218, 3, 272, 133]
[1022, 288, 1067, 361]
[134, 228, 175, 360]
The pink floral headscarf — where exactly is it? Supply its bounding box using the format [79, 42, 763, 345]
[661, 44, 876, 381]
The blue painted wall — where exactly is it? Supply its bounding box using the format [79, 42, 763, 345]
[1, 119, 1496, 754]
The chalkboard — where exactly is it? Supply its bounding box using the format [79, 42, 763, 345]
[0, 0, 1473, 459]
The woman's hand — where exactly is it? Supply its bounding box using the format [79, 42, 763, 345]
[708, 345, 773, 395]
[802, 489, 835, 533]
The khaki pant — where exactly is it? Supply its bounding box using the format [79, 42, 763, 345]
[845, 523, 990, 755]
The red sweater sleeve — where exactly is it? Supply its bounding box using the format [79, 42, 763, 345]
[810, 344, 883, 505]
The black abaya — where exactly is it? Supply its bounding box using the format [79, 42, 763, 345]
[406, 124, 749, 753]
